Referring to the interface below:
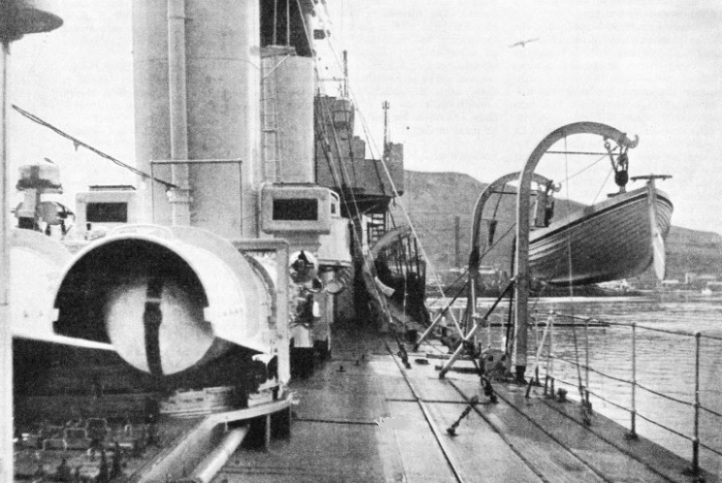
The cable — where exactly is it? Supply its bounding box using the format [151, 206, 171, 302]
[303, 9, 430, 336]
[12, 104, 177, 189]
[312, 17, 452, 307]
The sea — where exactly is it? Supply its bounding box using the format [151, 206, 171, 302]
[428, 292, 722, 475]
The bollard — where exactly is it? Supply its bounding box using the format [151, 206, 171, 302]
[550, 378, 556, 398]
[581, 388, 592, 426]
[525, 377, 534, 399]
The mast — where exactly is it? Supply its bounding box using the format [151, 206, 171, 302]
[342, 50, 349, 97]
[382, 100, 390, 159]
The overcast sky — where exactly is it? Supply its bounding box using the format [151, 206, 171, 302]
[7, 1, 722, 234]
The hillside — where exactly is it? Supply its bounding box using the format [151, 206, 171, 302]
[393, 170, 722, 287]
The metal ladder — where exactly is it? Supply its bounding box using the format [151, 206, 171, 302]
[261, 54, 281, 182]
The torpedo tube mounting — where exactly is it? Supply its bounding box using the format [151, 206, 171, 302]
[52, 225, 274, 377]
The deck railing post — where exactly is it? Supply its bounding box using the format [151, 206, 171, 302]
[692, 331, 701, 475]
[630, 322, 637, 439]
[548, 312, 555, 379]
[584, 316, 590, 396]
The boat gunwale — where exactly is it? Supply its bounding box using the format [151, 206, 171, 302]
[530, 186, 672, 244]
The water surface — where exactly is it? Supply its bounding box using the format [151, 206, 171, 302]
[429, 292, 722, 474]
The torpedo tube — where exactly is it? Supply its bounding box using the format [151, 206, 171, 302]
[52, 225, 273, 377]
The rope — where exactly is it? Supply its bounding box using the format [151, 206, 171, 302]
[303, 15, 409, 341]
[313, 24, 452, 310]
[591, 167, 614, 205]
[427, 266, 469, 308]
[12, 104, 177, 189]
[562, 136, 592, 424]
[505, 237, 515, 356]
[563, 148, 616, 184]
[303, 9, 455, 342]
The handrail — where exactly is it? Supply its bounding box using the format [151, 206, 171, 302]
[550, 354, 693, 407]
[700, 404, 722, 420]
[584, 387, 629, 412]
[552, 375, 722, 461]
[634, 410, 691, 442]
[550, 355, 630, 385]
[537, 311, 721, 475]
[636, 382, 690, 407]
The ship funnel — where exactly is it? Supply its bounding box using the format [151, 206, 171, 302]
[52, 226, 272, 376]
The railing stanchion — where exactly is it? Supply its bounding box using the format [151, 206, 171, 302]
[543, 312, 718, 473]
[692, 331, 701, 475]
[549, 312, 555, 380]
[584, 316, 590, 397]
[630, 322, 637, 439]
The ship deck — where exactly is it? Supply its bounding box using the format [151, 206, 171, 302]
[216, 326, 716, 483]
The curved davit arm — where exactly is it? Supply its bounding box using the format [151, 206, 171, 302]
[512, 122, 639, 375]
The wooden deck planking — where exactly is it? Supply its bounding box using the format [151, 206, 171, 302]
[423, 401, 547, 482]
[413, 367, 608, 483]
[217, 422, 391, 482]
[478, 381, 669, 483]
[398, 353, 609, 482]
[385, 400, 459, 482]
[217, 331, 712, 482]
[523, 384, 718, 483]
[455, 377, 715, 483]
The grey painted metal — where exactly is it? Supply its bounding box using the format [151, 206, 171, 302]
[584, 316, 590, 392]
[52, 226, 274, 374]
[139, 394, 293, 482]
[261, 51, 315, 183]
[232, 238, 291, 383]
[631, 322, 637, 437]
[467, 171, 552, 339]
[2, 6, 62, 479]
[167, 0, 191, 225]
[8, 230, 78, 346]
[192, 426, 250, 482]
[0, 0, 62, 41]
[528, 313, 554, 389]
[0, 41, 10, 483]
[548, 313, 554, 379]
[693, 331, 701, 474]
[439, 279, 514, 378]
[542, 316, 722, 473]
[133, 0, 261, 238]
[413, 296, 465, 351]
[514, 122, 638, 375]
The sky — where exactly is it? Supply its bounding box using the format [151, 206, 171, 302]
[7, 1, 722, 234]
